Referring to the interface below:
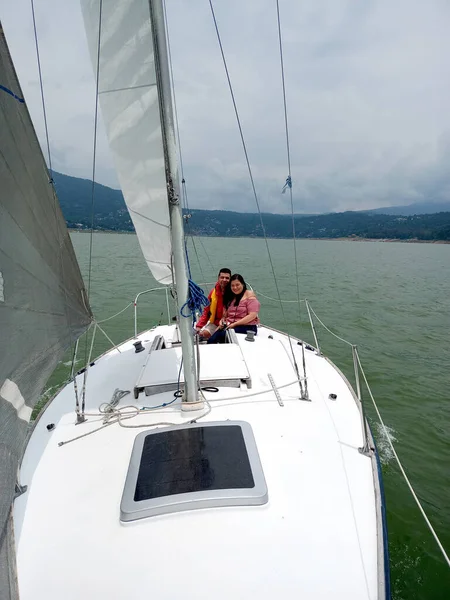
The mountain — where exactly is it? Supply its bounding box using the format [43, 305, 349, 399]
[186, 209, 450, 241]
[54, 171, 450, 241]
[54, 172, 133, 231]
[363, 201, 450, 216]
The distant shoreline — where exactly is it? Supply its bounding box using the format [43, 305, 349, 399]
[307, 237, 450, 244]
[68, 229, 450, 244]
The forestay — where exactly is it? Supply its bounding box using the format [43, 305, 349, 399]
[81, 0, 174, 284]
[0, 24, 92, 600]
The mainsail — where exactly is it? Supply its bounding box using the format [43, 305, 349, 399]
[81, 0, 174, 285]
[0, 24, 92, 599]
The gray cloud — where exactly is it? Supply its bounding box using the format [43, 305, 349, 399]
[2, 0, 450, 214]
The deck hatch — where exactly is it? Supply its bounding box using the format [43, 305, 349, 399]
[121, 421, 267, 521]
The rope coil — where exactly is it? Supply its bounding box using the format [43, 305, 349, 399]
[180, 280, 209, 318]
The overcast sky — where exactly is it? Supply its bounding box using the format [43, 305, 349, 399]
[2, 0, 450, 214]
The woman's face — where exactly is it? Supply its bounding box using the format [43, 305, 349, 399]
[231, 279, 244, 295]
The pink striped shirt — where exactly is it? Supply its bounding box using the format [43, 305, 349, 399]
[227, 296, 260, 325]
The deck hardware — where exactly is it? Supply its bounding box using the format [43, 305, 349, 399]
[328, 393, 337, 401]
[352, 345, 371, 456]
[268, 373, 284, 407]
[14, 483, 28, 500]
[76, 362, 95, 376]
[245, 330, 256, 342]
[133, 340, 145, 353]
[305, 299, 321, 355]
[121, 421, 267, 520]
[46, 423, 55, 431]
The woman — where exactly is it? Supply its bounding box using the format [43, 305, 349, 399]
[207, 274, 260, 344]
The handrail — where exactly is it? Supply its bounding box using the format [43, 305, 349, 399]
[305, 299, 321, 354]
[133, 282, 216, 337]
[352, 345, 370, 455]
[133, 287, 169, 337]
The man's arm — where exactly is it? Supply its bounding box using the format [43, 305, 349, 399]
[195, 290, 213, 329]
[195, 305, 210, 330]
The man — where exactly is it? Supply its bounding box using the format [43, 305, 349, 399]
[195, 268, 231, 339]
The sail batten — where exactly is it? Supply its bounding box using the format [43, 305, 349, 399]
[81, 0, 174, 285]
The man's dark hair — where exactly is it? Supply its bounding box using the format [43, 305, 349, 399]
[218, 268, 231, 277]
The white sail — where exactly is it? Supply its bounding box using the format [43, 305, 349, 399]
[81, 0, 173, 284]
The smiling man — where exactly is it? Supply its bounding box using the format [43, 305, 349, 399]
[195, 268, 231, 339]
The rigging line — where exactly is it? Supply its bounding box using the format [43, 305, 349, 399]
[30, 0, 73, 331]
[84, 0, 103, 365]
[164, 0, 208, 284]
[181, 179, 189, 213]
[208, 0, 304, 395]
[96, 322, 122, 354]
[30, 0, 53, 178]
[188, 233, 206, 283]
[164, 0, 217, 288]
[192, 231, 216, 277]
[355, 351, 450, 568]
[309, 304, 354, 347]
[87, 0, 103, 301]
[255, 289, 306, 304]
[96, 302, 133, 324]
[72, 338, 81, 416]
[275, 0, 302, 324]
[183, 214, 205, 281]
[81, 322, 98, 417]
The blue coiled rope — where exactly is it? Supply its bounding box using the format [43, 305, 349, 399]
[180, 280, 210, 318]
[180, 241, 210, 318]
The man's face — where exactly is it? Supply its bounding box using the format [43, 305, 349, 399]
[218, 271, 231, 290]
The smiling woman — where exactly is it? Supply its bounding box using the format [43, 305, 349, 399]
[207, 273, 260, 343]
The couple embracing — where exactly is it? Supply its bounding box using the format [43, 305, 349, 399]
[195, 268, 260, 344]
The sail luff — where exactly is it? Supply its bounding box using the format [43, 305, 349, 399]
[81, 0, 173, 285]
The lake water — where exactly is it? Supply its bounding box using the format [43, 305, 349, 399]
[50, 232, 450, 599]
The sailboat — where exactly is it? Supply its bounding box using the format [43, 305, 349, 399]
[0, 1, 390, 599]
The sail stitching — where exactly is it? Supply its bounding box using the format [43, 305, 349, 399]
[99, 82, 157, 95]
[128, 206, 170, 229]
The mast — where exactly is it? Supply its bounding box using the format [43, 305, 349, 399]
[149, 0, 201, 408]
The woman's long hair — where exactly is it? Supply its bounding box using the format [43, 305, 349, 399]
[224, 274, 247, 308]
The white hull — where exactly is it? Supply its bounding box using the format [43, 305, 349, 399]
[14, 324, 388, 599]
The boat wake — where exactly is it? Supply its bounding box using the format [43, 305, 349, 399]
[62, 359, 80, 367]
[374, 421, 397, 465]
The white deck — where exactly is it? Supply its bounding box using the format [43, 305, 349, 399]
[14, 325, 382, 600]
[136, 343, 251, 392]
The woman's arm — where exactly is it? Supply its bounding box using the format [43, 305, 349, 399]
[227, 312, 257, 328]
[219, 308, 228, 327]
[227, 296, 260, 329]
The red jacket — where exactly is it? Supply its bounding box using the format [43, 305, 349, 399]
[196, 282, 224, 328]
